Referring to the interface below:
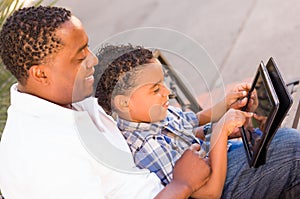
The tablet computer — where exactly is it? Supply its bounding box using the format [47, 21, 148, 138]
[255, 58, 294, 163]
[241, 61, 279, 168]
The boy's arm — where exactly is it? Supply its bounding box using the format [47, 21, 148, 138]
[194, 123, 213, 140]
[191, 109, 253, 199]
[196, 82, 251, 125]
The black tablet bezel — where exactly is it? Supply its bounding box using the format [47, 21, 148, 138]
[266, 57, 293, 135]
[241, 61, 279, 168]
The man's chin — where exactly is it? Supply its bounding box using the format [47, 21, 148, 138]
[72, 92, 93, 103]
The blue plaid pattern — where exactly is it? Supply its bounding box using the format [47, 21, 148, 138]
[118, 106, 207, 185]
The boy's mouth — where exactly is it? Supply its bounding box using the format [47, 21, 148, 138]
[162, 100, 169, 108]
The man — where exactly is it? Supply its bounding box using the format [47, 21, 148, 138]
[0, 6, 210, 199]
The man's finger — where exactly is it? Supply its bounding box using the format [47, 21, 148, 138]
[189, 143, 201, 151]
[243, 111, 253, 118]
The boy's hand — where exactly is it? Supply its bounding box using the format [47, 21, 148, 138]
[173, 143, 211, 193]
[226, 82, 251, 110]
[245, 89, 258, 112]
[218, 108, 253, 136]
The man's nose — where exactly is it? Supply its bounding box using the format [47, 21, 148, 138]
[85, 50, 98, 69]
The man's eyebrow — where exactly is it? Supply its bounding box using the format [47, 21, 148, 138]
[76, 43, 88, 55]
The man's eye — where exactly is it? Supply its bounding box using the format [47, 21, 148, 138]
[154, 87, 160, 93]
[78, 57, 86, 63]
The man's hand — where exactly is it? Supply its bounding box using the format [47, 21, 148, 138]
[172, 143, 211, 194]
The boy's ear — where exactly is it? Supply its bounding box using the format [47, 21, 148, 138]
[28, 65, 49, 85]
[113, 95, 130, 113]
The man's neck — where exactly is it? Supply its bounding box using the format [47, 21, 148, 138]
[18, 83, 76, 110]
[63, 104, 75, 110]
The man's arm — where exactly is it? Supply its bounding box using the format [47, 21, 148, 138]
[155, 180, 194, 199]
[155, 144, 211, 199]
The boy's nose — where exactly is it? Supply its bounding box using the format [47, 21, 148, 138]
[162, 85, 171, 97]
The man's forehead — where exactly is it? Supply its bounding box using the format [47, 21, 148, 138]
[54, 15, 88, 53]
[69, 15, 82, 28]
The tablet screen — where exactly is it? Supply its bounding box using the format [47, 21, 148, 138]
[251, 73, 278, 133]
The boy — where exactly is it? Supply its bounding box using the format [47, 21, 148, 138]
[95, 44, 253, 198]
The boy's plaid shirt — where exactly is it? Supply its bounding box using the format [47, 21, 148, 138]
[117, 106, 208, 185]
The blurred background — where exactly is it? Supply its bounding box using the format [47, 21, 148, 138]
[43, 0, 300, 84]
[1, 0, 300, 134]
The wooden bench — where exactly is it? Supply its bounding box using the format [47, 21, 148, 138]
[282, 79, 300, 130]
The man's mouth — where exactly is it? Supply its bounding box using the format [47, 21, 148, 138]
[85, 74, 94, 82]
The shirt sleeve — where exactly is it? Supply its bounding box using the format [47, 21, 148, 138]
[133, 135, 180, 186]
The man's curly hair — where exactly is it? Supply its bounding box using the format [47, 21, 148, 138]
[95, 44, 154, 115]
[0, 6, 71, 85]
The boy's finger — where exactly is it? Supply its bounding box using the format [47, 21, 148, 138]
[239, 97, 248, 106]
[230, 97, 247, 109]
[228, 90, 247, 104]
[235, 90, 247, 97]
[237, 82, 251, 91]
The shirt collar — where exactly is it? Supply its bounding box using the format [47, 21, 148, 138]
[9, 83, 92, 124]
[117, 116, 168, 133]
[117, 107, 188, 133]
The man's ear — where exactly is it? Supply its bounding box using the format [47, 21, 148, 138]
[28, 65, 49, 85]
[113, 94, 130, 113]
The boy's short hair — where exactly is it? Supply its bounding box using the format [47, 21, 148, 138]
[0, 6, 71, 85]
[95, 44, 154, 115]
